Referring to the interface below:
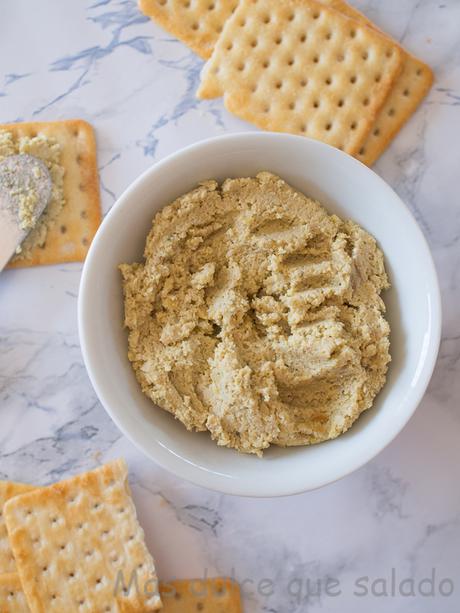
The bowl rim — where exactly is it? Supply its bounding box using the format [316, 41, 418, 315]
[78, 132, 442, 497]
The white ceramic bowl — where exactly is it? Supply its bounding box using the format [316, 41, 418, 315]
[78, 133, 441, 497]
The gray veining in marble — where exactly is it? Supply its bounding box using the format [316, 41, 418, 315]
[1, 1, 459, 611]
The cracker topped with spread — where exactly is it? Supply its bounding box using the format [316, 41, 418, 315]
[120, 172, 391, 456]
[0, 120, 101, 268]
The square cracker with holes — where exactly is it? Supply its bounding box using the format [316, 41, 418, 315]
[0, 573, 31, 612]
[2, 119, 101, 269]
[319, 0, 433, 165]
[0, 576, 242, 613]
[3, 459, 161, 613]
[197, 0, 403, 156]
[0, 480, 35, 574]
[139, 0, 239, 59]
[160, 577, 242, 612]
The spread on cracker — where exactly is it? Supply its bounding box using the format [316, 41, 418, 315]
[1, 120, 102, 268]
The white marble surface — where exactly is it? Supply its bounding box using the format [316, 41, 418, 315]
[0, 1, 459, 611]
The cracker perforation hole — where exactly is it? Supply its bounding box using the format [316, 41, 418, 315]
[359, 147, 365, 155]
[288, 12, 295, 21]
[350, 29, 356, 38]
[300, 33, 306, 42]
[287, 57, 294, 66]
[262, 14, 270, 23]
[337, 53, 344, 62]
[403, 88, 410, 96]
[313, 11, 320, 19]
[313, 100, 319, 108]
[350, 121, 357, 130]
[250, 39, 258, 47]
[208, 2, 215, 9]
[350, 75, 357, 84]
[363, 98, 369, 106]
[373, 128, 380, 136]
[325, 77, 332, 85]
[275, 36, 282, 45]
[362, 51, 369, 60]
[191, 22, 199, 30]
[313, 55, 319, 63]
[300, 78, 307, 87]
[325, 31, 332, 39]
[375, 74, 381, 82]
[325, 123, 332, 131]
[388, 108, 395, 116]
[416, 68, 423, 76]
[300, 124, 307, 133]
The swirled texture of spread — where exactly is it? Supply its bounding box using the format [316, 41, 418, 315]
[121, 172, 390, 455]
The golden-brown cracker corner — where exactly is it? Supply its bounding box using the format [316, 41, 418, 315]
[3, 460, 127, 516]
[67, 118, 97, 141]
[3, 488, 40, 521]
[0, 480, 35, 501]
[420, 59, 434, 87]
[138, 0, 213, 59]
[138, 0, 153, 15]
